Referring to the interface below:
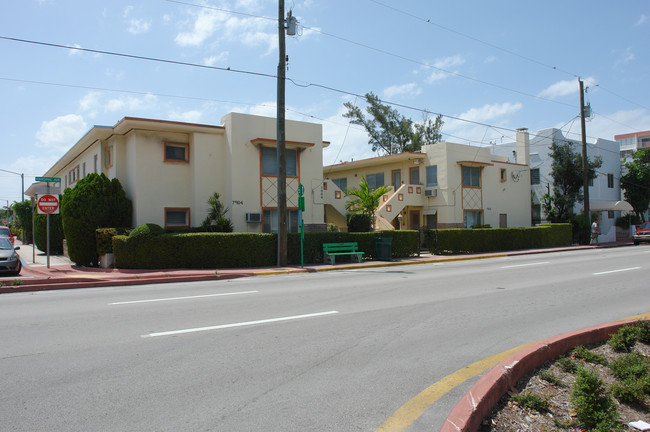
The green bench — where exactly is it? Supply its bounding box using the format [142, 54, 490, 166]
[322, 242, 364, 265]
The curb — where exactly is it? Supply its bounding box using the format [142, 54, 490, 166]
[441, 314, 650, 432]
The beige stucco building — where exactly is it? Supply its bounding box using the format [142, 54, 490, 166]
[323, 129, 532, 231]
[40, 112, 328, 232]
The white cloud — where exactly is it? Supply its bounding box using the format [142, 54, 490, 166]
[175, 8, 227, 46]
[422, 55, 465, 84]
[443, 102, 523, 143]
[128, 19, 151, 35]
[615, 47, 635, 66]
[382, 83, 422, 99]
[68, 43, 83, 56]
[35, 114, 88, 152]
[582, 108, 650, 141]
[204, 52, 229, 66]
[635, 14, 647, 26]
[168, 110, 204, 123]
[105, 94, 158, 112]
[538, 77, 597, 100]
[123, 5, 134, 17]
[174, 7, 275, 53]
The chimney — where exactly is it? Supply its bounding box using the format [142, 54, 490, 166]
[516, 128, 530, 166]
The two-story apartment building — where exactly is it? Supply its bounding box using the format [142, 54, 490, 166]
[39, 112, 328, 233]
[323, 129, 532, 231]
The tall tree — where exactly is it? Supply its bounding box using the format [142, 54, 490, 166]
[541, 141, 602, 222]
[620, 148, 650, 221]
[343, 92, 443, 155]
[345, 176, 390, 224]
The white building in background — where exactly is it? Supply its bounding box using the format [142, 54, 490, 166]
[36, 113, 328, 233]
[615, 130, 650, 160]
[495, 128, 625, 242]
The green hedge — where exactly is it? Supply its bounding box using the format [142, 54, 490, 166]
[429, 223, 572, 254]
[112, 230, 419, 269]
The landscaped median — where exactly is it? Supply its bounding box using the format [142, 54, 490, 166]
[442, 314, 650, 432]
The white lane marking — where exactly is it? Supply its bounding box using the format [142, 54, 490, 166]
[500, 262, 550, 269]
[593, 267, 641, 275]
[141, 310, 339, 338]
[110, 290, 258, 305]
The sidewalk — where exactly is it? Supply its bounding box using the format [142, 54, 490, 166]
[1, 239, 635, 294]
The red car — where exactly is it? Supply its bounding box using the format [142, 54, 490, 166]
[0, 226, 14, 246]
[633, 222, 650, 245]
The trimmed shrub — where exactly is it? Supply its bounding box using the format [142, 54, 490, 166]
[129, 223, 164, 239]
[429, 224, 571, 255]
[61, 174, 132, 266]
[12, 200, 33, 243]
[346, 213, 372, 232]
[113, 230, 419, 269]
[34, 212, 65, 254]
[96, 228, 130, 255]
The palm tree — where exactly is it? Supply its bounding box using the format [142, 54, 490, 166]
[344, 176, 389, 228]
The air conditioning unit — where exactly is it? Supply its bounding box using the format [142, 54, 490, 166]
[246, 212, 262, 223]
[424, 188, 437, 197]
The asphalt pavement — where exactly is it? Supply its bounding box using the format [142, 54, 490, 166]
[1, 238, 635, 294]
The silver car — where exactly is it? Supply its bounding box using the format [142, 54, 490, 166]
[0, 237, 21, 275]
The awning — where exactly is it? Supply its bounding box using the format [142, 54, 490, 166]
[588, 200, 634, 212]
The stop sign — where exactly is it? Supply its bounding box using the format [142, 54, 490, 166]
[37, 194, 60, 214]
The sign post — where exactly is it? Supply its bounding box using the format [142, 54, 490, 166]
[298, 183, 305, 268]
[37, 193, 60, 269]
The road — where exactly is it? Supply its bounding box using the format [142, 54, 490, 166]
[1, 246, 648, 431]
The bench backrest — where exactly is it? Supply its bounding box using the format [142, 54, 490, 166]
[323, 242, 359, 252]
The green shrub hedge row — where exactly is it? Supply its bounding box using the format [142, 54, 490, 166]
[112, 230, 419, 269]
[429, 223, 572, 254]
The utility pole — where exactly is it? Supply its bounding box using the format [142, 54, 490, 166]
[579, 78, 590, 224]
[276, 0, 287, 266]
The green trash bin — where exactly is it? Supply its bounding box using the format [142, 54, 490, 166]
[375, 237, 392, 261]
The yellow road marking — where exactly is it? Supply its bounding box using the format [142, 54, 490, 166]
[375, 312, 650, 432]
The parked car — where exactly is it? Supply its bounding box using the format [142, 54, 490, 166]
[633, 222, 650, 245]
[0, 237, 21, 275]
[0, 226, 14, 246]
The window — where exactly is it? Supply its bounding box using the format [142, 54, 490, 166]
[366, 172, 385, 190]
[332, 177, 347, 191]
[69, 165, 80, 184]
[105, 145, 113, 168]
[500, 168, 507, 182]
[165, 208, 190, 228]
[82, 162, 86, 177]
[426, 165, 438, 187]
[409, 167, 420, 185]
[164, 142, 190, 163]
[263, 209, 299, 233]
[94, 154, 98, 173]
[607, 173, 614, 188]
[464, 210, 482, 228]
[530, 168, 540, 185]
[462, 166, 480, 187]
[391, 170, 401, 189]
[608, 210, 615, 219]
[261, 147, 297, 176]
[588, 177, 594, 187]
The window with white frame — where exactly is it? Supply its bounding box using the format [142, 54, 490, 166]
[165, 208, 190, 228]
[530, 168, 540, 185]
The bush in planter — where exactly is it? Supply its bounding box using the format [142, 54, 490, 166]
[96, 228, 131, 255]
[129, 223, 164, 239]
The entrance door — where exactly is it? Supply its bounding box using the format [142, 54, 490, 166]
[410, 211, 420, 230]
[392, 170, 401, 190]
[499, 213, 507, 228]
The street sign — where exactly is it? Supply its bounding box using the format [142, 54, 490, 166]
[37, 194, 60, 214]
[36, 176, 61, 183]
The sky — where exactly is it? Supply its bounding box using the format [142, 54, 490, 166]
[1, 0, 649, 206]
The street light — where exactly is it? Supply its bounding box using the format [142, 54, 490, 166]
[0, 168, 25, 203]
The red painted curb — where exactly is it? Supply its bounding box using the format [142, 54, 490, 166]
[441, 318, 643, 432]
